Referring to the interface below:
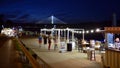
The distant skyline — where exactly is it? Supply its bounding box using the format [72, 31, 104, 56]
[0, 0, 120, 24]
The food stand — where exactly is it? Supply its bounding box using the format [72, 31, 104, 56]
[104, 27, 120, 68]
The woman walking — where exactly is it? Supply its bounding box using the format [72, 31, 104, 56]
[53, 36, 58, 51]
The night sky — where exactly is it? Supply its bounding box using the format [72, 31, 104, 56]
[0, 0, 120, 24]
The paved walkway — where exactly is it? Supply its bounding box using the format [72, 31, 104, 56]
[0, 39, 22, 68]
[21, 37, 103, 68]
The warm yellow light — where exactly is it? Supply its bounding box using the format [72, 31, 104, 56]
[91, 30, 94, 33]
[96, 28, 100, 32]
[86, 31, 89, 33]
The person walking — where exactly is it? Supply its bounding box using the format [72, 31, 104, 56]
[53, 36, 58, 51]
[48, 36, 52, 50]
[78, 39, 83, 52]
[38, 35, 42, 47]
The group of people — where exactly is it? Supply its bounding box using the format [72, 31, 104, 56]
[38, 34, 58, 50]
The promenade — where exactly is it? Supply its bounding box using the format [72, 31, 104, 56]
[21, 37, 102, 68]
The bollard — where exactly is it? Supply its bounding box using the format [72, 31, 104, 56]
[90, 50, 96, 61]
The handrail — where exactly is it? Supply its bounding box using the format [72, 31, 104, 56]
[27, 47, 52, 68]
[16, 38, 41, 68]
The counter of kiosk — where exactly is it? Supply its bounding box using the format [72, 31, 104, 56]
[103, 48, 120, 68]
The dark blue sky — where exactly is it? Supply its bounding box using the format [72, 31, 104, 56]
[0, 0, 120, 24]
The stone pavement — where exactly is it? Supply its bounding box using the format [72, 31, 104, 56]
[21, 37, 103, 68]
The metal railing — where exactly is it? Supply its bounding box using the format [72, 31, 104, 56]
[17, 38, 41, 68]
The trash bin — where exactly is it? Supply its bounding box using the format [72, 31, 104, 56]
[67, 43, 72, 51]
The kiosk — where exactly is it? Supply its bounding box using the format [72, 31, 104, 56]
[103, 27, 120, 68]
